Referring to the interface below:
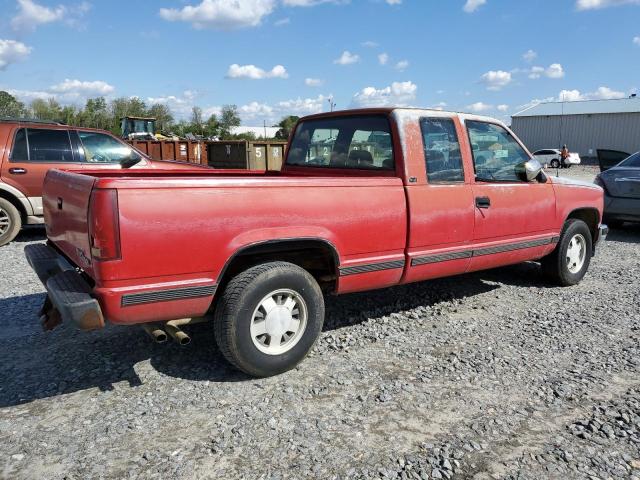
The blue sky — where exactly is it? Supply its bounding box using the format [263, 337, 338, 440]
[0, 0, 639, 125]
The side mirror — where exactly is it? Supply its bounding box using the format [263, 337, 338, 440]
[120, 150, 142, 169]
[516, 158, 543, 182]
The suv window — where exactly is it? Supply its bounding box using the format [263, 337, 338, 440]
[287, 115, 394, 170]
[467, 121, 530, 182]
[79, 131, 140, 163]
[10, 128, 28, 161]
[20, 128, 75, 162]
[420, 118, 464, 183]
[619, 152, 640, 168]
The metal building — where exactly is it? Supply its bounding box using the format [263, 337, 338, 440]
[511, 97, 640, 160]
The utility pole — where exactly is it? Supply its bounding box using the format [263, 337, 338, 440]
[327, 97, 336, 112]
[264, 120, 267, 139]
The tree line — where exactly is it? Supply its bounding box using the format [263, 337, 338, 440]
[0, 91, 299, 141]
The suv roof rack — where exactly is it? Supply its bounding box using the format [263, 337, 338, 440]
[0, 117, 66, 126]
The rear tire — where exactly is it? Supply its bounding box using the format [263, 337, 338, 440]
[541, 219, 592, 286]
[213, 261, 324, 377]
[0, 198, 22, 247]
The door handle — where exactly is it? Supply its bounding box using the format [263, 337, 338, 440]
[9, 168, 27, 175]
[475, 196, 491, 209]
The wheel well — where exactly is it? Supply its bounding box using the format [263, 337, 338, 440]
[0, 189, 27, 222]
[567, 208, 599, 241]
[216, 239, 339, 298]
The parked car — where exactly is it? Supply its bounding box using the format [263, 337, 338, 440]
[594, 151, 640, 227]
[0, 119, 206, 246]
[532, 149, 581, 168]
[597, 149, 630, 172]
[26, 108, 607, 377]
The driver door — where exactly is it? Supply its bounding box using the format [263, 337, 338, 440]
[77, 130, 146, 169]
[465, 120, 556, 271]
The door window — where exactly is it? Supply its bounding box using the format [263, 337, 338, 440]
[78, 131, 140, 163]
[10, 128, 28, 161]
[467, 121, 530, 182]
[420, 118, 464, 183]
[24, 129, 75, 162]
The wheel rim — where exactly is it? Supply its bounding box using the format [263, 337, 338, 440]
[566, 233, 586, 274]
[250, 289, 308, 355]
[0, 207, 10, 236]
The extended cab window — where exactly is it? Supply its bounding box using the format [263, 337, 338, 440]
[420, 118, 464, 183]
[79, 131, 140, 163]
[467, 121, 529, 182]
[22, 128, 74, 162]
[286, 115, 394, 170]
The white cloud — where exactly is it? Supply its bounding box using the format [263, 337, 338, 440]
[576, 0, 640, 10]
[351, 81, 417, 107]
[430, 101, 447, 111]
[497, 104, 509, 112]
[147, 90, 201, 118]
[463, 0, 486, 13]
[558, 86, 626, 101]
[334, 50, 360, 65]
[11, 0, 65, 32]
[395, 60, 409, 71]
[282, 0, 347, 5]
[522, 49, 537, 62]
[528, 63, 565, 79]
[305, 77, 323, 87]
[238, 94, 328, 123]
[386, 0, 402, 4]
[634, 36, 640, 45]
[226, 63, 288, 79]
[159, 0, 276, 30]
[0, 39, 32, 70]
[362, 40, 378, 48]
[466, 102, 493, 112]
[480, 70, 512, 90]
[274, 17, 290, 26]
[378, 53, 389, 65]
[49, 79, 115, 95]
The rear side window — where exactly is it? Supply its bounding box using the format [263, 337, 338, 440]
[420, 118, 464, 183]
[10, 128, 28, 161]
[286, 115, 394, 170]
[620, 152, 640, 168]
[26, 129, 74, 162]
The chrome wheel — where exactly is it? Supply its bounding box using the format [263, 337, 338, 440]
[566, 233, 586, 274]
[0, 207, 10, 236]
[250, 289, 308, 355]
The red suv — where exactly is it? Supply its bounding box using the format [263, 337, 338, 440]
[0, 119, 199, 246]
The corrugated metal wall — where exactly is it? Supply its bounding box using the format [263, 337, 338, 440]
[511, 112, 640, 158]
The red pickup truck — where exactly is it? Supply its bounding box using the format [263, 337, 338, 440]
[26, 108, 607, 377]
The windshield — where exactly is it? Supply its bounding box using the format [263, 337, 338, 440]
[619, 152, 640, 168]
[286, 115, 395, 170]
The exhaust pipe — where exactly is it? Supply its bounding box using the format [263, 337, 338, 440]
[142, 324, 168, 344]
[165, 323, 191, 346]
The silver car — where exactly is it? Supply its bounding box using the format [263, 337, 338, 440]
[594, 151, 640, 227]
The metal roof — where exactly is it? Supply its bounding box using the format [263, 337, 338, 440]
[513, 97, 640, 117]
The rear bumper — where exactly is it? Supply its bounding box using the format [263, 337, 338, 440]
[25, 244, 104, 330]
[604, 194, 640, 222]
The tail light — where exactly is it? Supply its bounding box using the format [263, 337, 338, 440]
[88, 189, 121, 261]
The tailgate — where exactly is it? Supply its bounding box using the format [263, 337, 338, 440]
[43, 169, 96, 275]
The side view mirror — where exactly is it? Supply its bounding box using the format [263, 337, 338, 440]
[516, 158, 544, 182]
[120, 150, 142, 169]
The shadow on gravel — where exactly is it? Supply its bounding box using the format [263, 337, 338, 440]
[606, 224, 640, 244]
[0, 260, 553, 408]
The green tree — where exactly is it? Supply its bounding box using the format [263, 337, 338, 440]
[218, 104, 241, 139]
[275, 115, 299, 140]
[109, 97, 148, 134]
[0, 91, 27, 118]
[147, 103, 174, 132]
[204, 113, 219, 138]
[30, 98, 63, 122]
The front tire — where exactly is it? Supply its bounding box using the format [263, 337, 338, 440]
[0, 198, 22, 247]
[550, 159, 560, 168]
[213, 261, 324, 377]
[541, 219, 592, 286]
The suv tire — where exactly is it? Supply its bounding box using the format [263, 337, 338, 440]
[214, 261, 324, 377]
[0, 198, 22, 247]
[541, 219, 592, 286]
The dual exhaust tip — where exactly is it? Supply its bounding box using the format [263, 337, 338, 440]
[142, 323, 191, 346]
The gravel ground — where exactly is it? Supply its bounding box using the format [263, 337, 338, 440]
[1, 165, 639, 480]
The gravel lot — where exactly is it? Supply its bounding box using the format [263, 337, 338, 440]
[1, 165, 639, 480]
